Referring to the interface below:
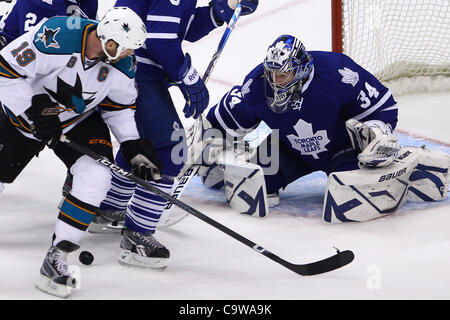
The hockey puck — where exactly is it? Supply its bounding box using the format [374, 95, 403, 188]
[79, 251, 94, 265]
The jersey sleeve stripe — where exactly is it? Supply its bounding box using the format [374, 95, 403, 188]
[147, 33, 178, 39]
[147, 15, 181, 24]
[221, 91, 255, 132]
[214, 94, 252, 137]
[99, 98, 136, 111]
[136, 56, 163, 68]
[352, 90, 394, 121]
[4, 108, 32, 133]
[61, 114, 88, 128]
[214, 105, 241, 137]
[0, 55, 23, 78]
[380, 104, 398, 112]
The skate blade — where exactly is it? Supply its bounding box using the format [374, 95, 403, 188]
[118, 250, 168, 269]
[35, 274, 74, 298]
[88, 222, 123, 234]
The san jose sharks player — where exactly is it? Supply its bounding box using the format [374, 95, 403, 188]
[0, 0, 98, 195]
[185, 34, 450, 221]
[0, 0, 98, 49]
[92, 0, 258, 269]
[0, 7, 162, 298]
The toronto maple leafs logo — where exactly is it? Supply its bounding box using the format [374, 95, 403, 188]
[338, 67, 359, 87]
[36, 26, 60, 49]
[287, 119, 330, 159]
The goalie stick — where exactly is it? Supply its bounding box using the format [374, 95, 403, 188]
[58, 134, 355, 276]
[160, 2, 244, 227]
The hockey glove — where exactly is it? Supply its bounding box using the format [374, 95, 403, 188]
[121, 138, 163, 181]
[25, 94, 62, 147]
[346, 119, 400, 167]
[211, 0, 258, 24]
[177, 53, 209, 119]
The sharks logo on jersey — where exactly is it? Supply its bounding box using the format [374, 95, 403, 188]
[287, 119, 330, 159]
[44, 73, 95, 114]
[36, 26, 60, 49]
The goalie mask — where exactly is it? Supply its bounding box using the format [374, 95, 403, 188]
[263, 35, 313, 113]
[97, 7, 147, 62]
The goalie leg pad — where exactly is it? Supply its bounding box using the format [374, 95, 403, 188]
[323, 151, 418, 223]
[403, 146, 450, 202]
[223, 161, 269, 217]
[201, 163, 225, 189]
[323, 146, 450, 223]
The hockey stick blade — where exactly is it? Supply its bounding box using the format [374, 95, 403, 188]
[267, 249, 355, 276]
[59, 135, 355, 276]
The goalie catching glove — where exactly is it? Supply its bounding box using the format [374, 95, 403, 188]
[346, 119, 400, 167]
[121, 138, 163, 181]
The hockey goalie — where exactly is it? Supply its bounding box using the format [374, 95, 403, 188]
[180, 34, 450, 222]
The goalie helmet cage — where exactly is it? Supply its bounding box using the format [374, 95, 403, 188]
[331, 0, 450, 96]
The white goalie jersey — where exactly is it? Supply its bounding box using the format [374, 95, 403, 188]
[0, 16, 140, 143]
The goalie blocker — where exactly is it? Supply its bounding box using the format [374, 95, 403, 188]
[324, 146, 450, 223]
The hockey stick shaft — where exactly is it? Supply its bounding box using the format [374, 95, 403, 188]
[59, 135, 354, 276]
[202, 2, 243, 84]
[164, 3, 244, 214]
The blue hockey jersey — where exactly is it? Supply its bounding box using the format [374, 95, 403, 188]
[0, 0, 98, 44]
[207, 51, 398, 170]
[115, 0, 219, 82]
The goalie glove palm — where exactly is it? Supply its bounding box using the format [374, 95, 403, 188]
[346, 119, 400, 167]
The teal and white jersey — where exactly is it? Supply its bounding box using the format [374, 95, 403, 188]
[0, 16, 140, 143]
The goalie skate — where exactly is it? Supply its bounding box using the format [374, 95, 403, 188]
[88, 209, 125, 234]
[118, 229, 170, 269]
[35, 240, 79, 298]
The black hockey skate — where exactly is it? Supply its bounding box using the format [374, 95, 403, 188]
[88, 209, 126, 234]
[118, 228, 170, 269]
[35, 240, 79, 298]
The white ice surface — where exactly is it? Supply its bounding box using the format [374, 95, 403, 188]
[0, 0, 449, 300]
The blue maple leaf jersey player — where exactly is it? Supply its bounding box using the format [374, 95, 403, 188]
[191, 34, 450, 222]
[93, 0, 258, 269]
[184, 34, 429, 217]
[0, 0, 98, 49]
